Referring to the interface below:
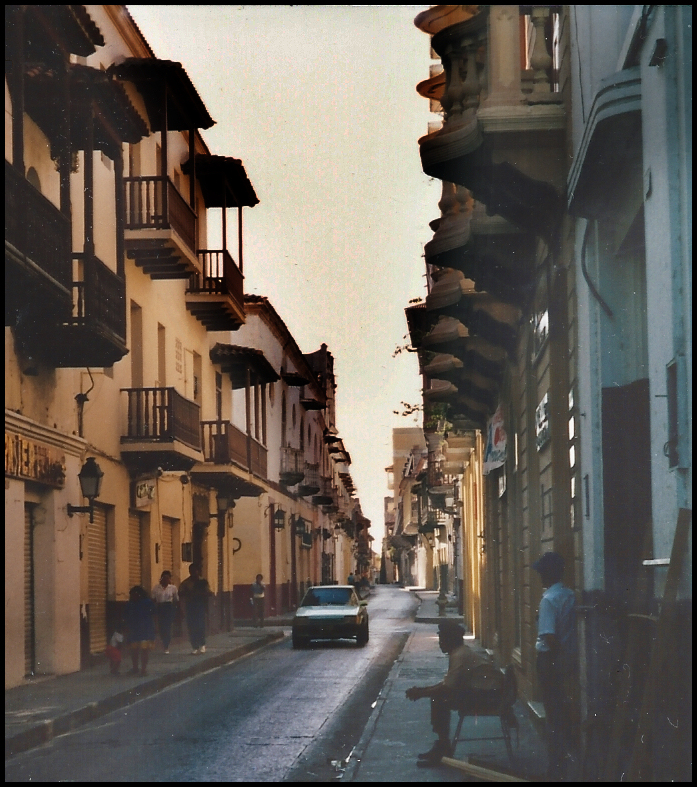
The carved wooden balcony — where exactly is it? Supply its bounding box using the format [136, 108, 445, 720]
[5, 160, 72, 323]
[195, 419, 267, 495]
[124, 175, 199, 278]
[49, 253, 127, 368]
[186, 249, 245, 330]
[120, 387, 203, 472]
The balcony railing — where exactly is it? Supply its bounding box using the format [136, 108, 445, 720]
[70, 253, 126, 341]
[280, 446, 304, 485]
[5, 160, 71, 291]
[190, 249, 244, 304]
[124, 175, 196, 253]
[122, 387, 201, 450]
[201, 420, 247, 465]
[298, 462, 320, 496]
[200, 419, 267, 477]
[313, 476, 334, 505]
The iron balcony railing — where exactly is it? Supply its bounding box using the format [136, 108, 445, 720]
[280, 446, 305, 484]
[124, 175, 196, 253]
[122, 387, 201, 450]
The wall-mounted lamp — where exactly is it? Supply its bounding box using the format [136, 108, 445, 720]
[294, 516, 307, 536]
[273, 508, 286, 529]
[67, 457, 104, 523]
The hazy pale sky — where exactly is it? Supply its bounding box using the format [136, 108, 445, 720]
[126, 5, 438, 544]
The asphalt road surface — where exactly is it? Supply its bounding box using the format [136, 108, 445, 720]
[5, 586, 417, 782]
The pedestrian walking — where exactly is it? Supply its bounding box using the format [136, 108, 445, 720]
[533, 551, 578, 781]
[124, 585, 156, 676]
[152, 570, 179, 653]
[178, 564, 213, 654]
[347, 572, 355, 588]
[250, 573, 265, 628]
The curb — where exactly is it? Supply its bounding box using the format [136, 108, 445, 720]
[342, 629, 415, 782]
[5, 631, 284, 759]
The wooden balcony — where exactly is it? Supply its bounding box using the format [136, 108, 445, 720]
[186, 249, 245, 331]
[124, 175, 199, 279]
[199, 420, 267, 478]
[280, 446, 305, 486]
[120, 387, 203, 472]
[5, 160, 72, 322]
[48, 253, 127, 368]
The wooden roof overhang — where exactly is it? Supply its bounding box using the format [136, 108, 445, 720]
[19, 5, 105, 60]
[23, 64, 148, 159]
[183, 154, 259, 208]
[70, 65, 149, 156]
[210, 343, 279, 389]
[109, 58, 215, 132]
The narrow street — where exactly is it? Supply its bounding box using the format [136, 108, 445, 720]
[5, 588, 417, 783]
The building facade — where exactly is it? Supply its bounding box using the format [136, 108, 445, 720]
[408, 5, 691, 780]
[5, 5, 367, 690]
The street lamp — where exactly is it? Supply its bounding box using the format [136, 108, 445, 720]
[273, 508, 286, 529]
[67, 457, 104, 523]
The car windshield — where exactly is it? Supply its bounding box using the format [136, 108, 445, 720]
[301, 587, 353, 607]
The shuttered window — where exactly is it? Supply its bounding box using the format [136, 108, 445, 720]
[24, 505, 36, 676]
[128, 511, 143, 590]
[87, 505, 108, 654]
[161, 516, 175, 575]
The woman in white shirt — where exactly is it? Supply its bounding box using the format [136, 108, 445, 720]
[152, 570, 179, 653]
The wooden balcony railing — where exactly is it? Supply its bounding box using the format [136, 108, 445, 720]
[124, 176, 196, 253]
[70, 253, 126, 341]
[122, 387, 201, 450]
[190, 249, 244, 304]
[200, 419, 267, 477]
[5, 160, 71, 290]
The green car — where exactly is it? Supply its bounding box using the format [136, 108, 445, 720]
[292, 585, 369, 648]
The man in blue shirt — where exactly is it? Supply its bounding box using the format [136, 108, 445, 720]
[533, 551, 577, 781]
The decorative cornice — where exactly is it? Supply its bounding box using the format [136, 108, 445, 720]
[5, 409, 86, 456]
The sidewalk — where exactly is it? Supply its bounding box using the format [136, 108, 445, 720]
[344, 589, 549, 782]
[5, 615, 291, 759]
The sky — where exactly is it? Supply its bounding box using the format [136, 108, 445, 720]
[126, 5, 439, 545]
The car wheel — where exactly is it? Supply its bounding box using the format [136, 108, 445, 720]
[356, 621, 369, 647]
[292, 631, 309, 649]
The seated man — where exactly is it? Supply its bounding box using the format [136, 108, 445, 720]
[405, 619, 504, 767]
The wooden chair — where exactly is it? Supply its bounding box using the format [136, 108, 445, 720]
[450, 664, 519, 763]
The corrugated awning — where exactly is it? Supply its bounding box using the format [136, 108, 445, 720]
[210, 343, 279, 389]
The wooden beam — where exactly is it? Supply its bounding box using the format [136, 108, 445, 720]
[441, 756, 528, 782]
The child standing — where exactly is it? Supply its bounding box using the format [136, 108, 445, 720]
[105, 630, 124, 675]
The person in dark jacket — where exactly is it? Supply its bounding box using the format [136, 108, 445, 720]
[178, 564, 213, 654]
[124, 585, 156, 676]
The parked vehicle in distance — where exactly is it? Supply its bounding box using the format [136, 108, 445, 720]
[292, 585, 369, 648]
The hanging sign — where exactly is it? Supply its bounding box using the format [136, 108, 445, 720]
[483, 405, 507, 475]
